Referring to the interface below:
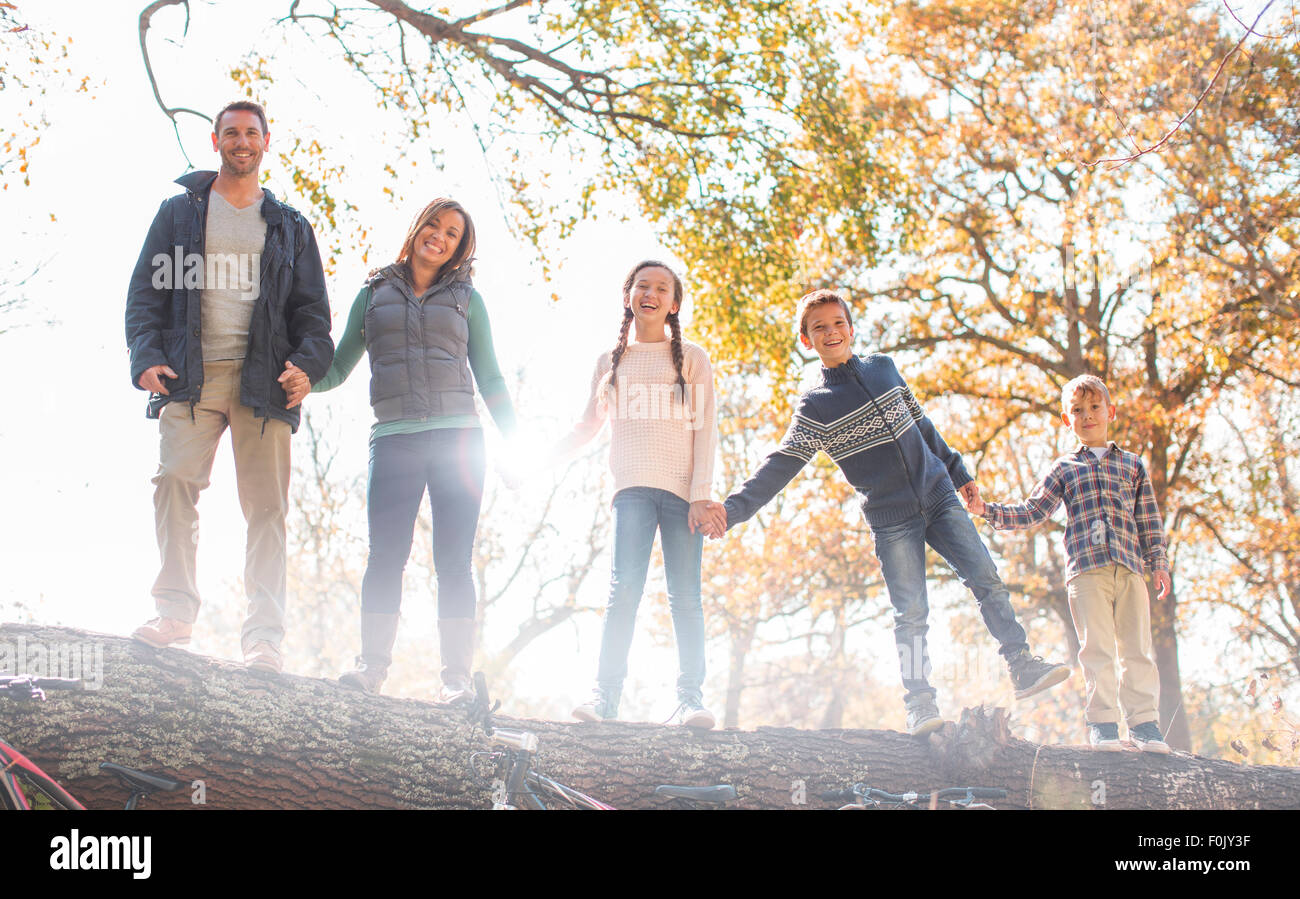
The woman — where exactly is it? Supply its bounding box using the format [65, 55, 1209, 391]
[311, 198, 516, 702]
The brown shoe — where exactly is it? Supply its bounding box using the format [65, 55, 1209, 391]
[434, 617, 476, 707]
[244, 641, 283, 674]
[339, 612, 400, 694]
[132, 616, 193, 649]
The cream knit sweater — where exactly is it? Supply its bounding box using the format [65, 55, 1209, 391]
[559, 338, 718, 503]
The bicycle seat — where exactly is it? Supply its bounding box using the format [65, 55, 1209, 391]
[654, 784, 737, 803]
[100, 762, 182, 793]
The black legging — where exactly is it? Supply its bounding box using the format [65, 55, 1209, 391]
[360, 428, 485, 618]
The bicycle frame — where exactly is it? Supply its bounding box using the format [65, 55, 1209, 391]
[476, 728, 616, 810]
[0, 738, 86, 810]
[2, 675, 181, 810]
[827, 784, 1006, 810]
[466, 674, 732, 811]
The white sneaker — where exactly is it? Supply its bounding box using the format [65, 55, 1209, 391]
[670, 701, 716, 730]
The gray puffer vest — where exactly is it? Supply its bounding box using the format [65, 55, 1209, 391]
[363, 264, 477, 423]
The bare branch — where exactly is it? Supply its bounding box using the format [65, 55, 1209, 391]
[138, 0, 211, 167]
[1080, 0, 1279, 170]
[450, 0, 536, 30]
[1222, 0, 1289, 39]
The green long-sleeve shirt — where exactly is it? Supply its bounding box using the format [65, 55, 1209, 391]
[313, 283, 517, 441]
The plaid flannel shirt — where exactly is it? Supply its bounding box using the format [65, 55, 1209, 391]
[982, 442, 1169, 582]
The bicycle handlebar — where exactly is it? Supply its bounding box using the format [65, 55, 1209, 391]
[0, 676, 82, 700]
[468, 671, 500, 736]
[946, 787, 1007, 800]
[819, 784, 1007, 804]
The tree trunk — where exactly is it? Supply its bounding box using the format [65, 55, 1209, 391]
[818, 606, 846, 730]
[3, 624, 1296, 810]
[1150, 578, 1192, 751]
[722, 620, 755, 730]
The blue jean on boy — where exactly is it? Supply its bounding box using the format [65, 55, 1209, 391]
[871, 501, 1029, 707]
[595, 487, 706, 710]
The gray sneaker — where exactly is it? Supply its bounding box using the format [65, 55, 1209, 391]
[1007, 651, 1071, 699]
[1130, 721, 1170, 754]
[572, 690, 619, 722]
[905, 698, 946, 736]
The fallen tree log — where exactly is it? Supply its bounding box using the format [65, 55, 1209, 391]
[3, 623, 1298, 810]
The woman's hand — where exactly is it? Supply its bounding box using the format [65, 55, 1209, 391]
[689, 500, 726, 538]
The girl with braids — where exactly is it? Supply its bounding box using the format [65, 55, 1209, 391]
[311, 198, 516, 702]
[552, 260, 722, 727]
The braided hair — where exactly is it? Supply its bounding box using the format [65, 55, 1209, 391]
[608, 260, 687, 402]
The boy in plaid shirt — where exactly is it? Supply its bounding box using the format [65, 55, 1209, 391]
[968, 375, 1172, 752]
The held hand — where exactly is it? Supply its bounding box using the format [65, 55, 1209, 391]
[138, 364, 179, 395]
[692, 500, 728, 539]
[278, 360, 311, 409]
[689, 501, 726, 539]
[708, 501, 728, 538]
[1154, 569, 1171, 600]
[957, 481, 980, 507]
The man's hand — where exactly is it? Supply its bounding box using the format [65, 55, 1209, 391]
[278, 360, 311, 409]
[138, 365, 179, 395]
[689, 500, 727, 539]
[1154, 569, 1171, 600]
[958, 481, 985, 516]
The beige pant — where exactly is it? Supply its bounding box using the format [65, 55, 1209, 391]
[1067, 564, 1160, 726]
[151, 361, 291, 651]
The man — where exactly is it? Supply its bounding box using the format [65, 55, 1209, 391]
[125, 100, 333, 673]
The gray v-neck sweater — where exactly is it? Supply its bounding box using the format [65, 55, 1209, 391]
[200, 191, 267, 362]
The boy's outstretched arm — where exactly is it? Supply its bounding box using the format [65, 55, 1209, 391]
[722, 395, 823, 531]
[981, 465, 1067, 530]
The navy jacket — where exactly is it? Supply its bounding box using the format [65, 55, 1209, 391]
[725, 354, 972, 530]
[125, 171, 334, 432]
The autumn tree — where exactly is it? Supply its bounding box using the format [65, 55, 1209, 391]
[0, 1, 93, 334]
[1184, 376, 1300, 682]
[717, 0, 1300, 750]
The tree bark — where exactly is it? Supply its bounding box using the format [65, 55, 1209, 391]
[3, 624, 1297, 810]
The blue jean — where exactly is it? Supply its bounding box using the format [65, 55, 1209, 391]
[595, 487, 706, 707]
[360, 428, 485, 618]
[871, 502, 1029, 705]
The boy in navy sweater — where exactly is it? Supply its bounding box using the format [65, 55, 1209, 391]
[708, 290, 1069, 734]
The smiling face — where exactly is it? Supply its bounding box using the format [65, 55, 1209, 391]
[800, 301, 855, 367]
[211, 110, 268, 178]
[624, 265, 680, 330]
[1062, 387, 1117, 446]
[412, 210, 466, 275]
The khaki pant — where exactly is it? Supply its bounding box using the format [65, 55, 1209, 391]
[1067, 564, 1160, 726]
[151, 361, 291, 651]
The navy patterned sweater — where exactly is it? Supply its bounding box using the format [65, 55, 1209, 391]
[724, 354, 972, 530]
